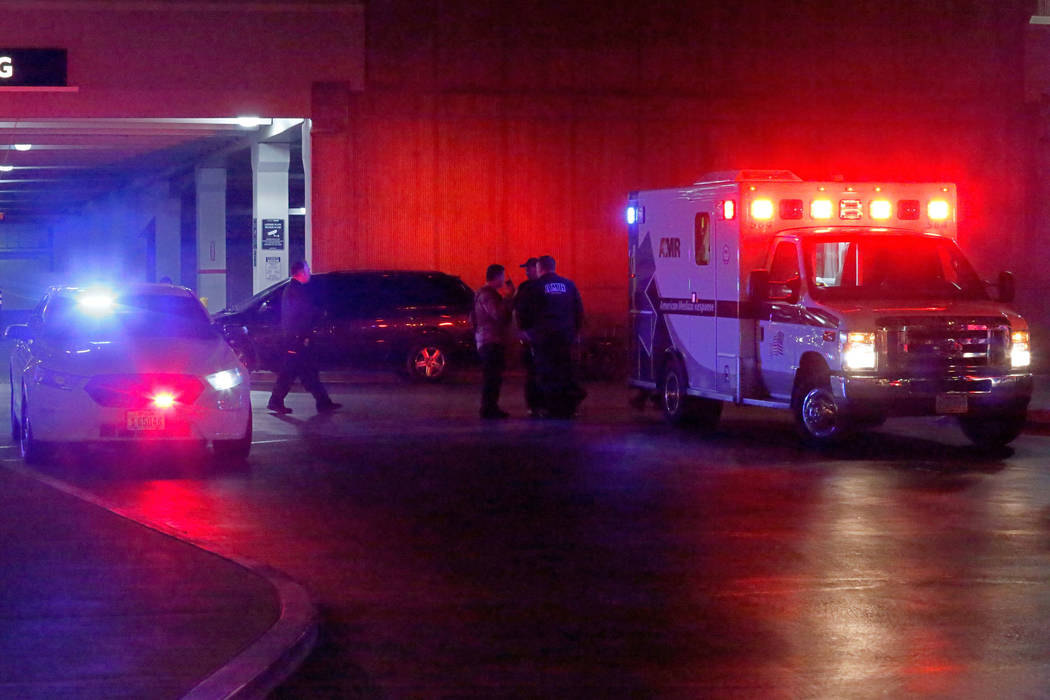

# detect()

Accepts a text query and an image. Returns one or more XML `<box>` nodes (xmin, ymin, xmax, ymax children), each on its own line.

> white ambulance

<box><xmin>627</xmin><ymin>170</ymin><xmax>1033</xmax><ymax>447</ymax></box>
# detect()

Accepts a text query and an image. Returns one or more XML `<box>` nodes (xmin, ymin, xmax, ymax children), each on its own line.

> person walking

<box><xmin>474</xmin><ymin>263</ymin><xmax>515</xmax><ymax>419</ymax></box>
<box><xmin>518</xmin><ymin>255</ymin><xmax>585</xmax><ymax>418</ymax></box>
<box><xmin>513</xmin><ymin>257</ymin><xmax>542</xmax><ymax>416</ymax></box>
<box><xmin>267</xmin><ymin>261</ymin><xmax>341</xmax><ymax>415</ymax></box>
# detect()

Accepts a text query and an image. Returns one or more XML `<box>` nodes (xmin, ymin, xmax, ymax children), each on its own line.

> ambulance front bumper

<box><xmin>830</xmin><ymin>372</ymin><xmax>1033</xmax><ymax>417</ymax></box>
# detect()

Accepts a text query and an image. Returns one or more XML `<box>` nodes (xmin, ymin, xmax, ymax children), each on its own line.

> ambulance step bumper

<box><xmin>831</xmin><ymin>373</ymin><xmax>1033</xmax><ymax>417</ymax></box>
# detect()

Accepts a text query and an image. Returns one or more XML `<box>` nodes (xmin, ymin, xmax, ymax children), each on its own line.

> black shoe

<box><xmin>316</xmin><ymin>401</ymin><xmax>342</xmax><ymax>413</ymax></box>
<box><xmin>480</xmin><ymin>408</ymin><xmax>510</xmax><ymax>419</ymax></box>
<box><xmin>267</xmin><ymin>401</ymin><xmax>292</xmax><ymax>414</ymax></box>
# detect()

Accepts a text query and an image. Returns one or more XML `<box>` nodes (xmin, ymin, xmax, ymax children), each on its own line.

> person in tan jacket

<box><xmin>473</xmin><ymin>264</ymin><xmax>515</xmax><ymax>418</ymax></box>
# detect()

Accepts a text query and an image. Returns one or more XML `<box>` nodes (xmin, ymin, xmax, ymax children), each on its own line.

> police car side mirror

<box><xmin>998</xmin><ymin>270</ymin><xmax>1016</xmax><ymax>304</ymax></box>
<box><xmin>4</xmin><ymin>324</ymin><xmax>32</xmax><ymax>341</ymax></box>
<box><xmin>748</xmin><ymin>270</ymin><xmax>769</xmax><ymax>304</ymax></box>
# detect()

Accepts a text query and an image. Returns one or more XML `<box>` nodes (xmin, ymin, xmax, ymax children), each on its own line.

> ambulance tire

<box><xmin>958</xmin><ymin>410</ymin><xmax>1026</xmax><ymax>450</ymax></box>
<box><xmin>793</xmin><ymin>373</ymin><xmax>851</xmax><ymax>447</ymax></box>
<box><xmin>661</xmin><ymin>356</ymin><xmax>722</xmax><ymax>430</ymax></box>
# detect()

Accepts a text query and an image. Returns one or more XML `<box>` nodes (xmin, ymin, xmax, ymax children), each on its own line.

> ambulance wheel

<box><xmin>793</xmin><ymin>374</ymin><xmax>851</xmax><ymax>447</ymax></box>
<box><xmin>958</xmin><ymin>410</ymin><xmax>1025</xmax><ymax>450</ymax></box>
<box><xmin>661</xmin><ymin>356</ymin><xmax>722</xmax><ymax>430</ymax></box>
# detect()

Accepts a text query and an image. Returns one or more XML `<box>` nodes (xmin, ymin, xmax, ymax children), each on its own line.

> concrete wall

<box><xmin>311</xmin><ymin>0</ymin><xmax>1037</xmax><ymax>330</ymax></box>
<box><xmin>0</xmin><ymin>2</ymin><xmax>364</xmax><ymax>118</ymax></box>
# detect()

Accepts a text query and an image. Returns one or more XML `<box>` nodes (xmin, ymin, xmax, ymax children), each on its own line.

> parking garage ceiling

<box><xmin>0</xmin><ymin>118</ymin><xmax>281</xmax><ymax>219</ymax></box>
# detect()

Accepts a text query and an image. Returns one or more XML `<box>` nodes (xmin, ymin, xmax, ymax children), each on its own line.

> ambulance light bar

<box><xmin>928</xmin><ymin>200</ymin><xmax>950</xmax><ymax>220</ymax></box>
<box><xmin>742</xmin><ymin>197</ymin><xmax>952</xmax><ymax>223</ymax></box>
<box><xmin>750</xmin><ymin>199</ymin><xmax>774</xmax><ymax>220</ymax></box>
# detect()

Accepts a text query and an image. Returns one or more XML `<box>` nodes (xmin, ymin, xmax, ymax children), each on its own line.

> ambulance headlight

<box><xmin>843</xmin><ymin>332</ymin><xmax>877</xmax><ymax>371</ymax></box>
<box><xmin>1011</xmin><ymin>330</ymin><xmax>1031</xmax><ymax>369</ymax></box>
<box><xmin>206</xmin><ymin>368</ymin><xmax>245</xmax><ymax>391</ymax></box>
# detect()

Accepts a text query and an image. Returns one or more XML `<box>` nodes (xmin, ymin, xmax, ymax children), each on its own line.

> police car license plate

<box><xmin>126</xmin><ymin>411</ymin><xmax>165</xmax><ymax>431</ymax></box>
<box><xmin>935</xmin><ymin>393</ymin><xmax>968</xmax><ymax>414</ymax></box>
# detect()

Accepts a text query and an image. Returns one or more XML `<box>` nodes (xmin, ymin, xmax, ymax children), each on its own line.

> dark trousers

<box><xmin>479</xmin><ymin>342</ymin><xmax>506</xmax><ymax>414</ymax></box>
<box><xmin>521</xmin><ymin>342</ymin><xmax>541</xmax><ymax>412</ymax></box>
<box><xmin>270</xmin><ymin>343</ymin><xmax>331</xmax><ymax>407</ymax></box>
<box><xmin>532</xmin><ymin>334</ymin><xmax>582</xmax><ymax>417</ymax></box>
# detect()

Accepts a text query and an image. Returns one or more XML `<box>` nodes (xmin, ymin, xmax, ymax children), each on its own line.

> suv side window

<box><xmin>769</xmin><ymin>242</ymin><xmax>800</xmax><ymax>283</ymax></box>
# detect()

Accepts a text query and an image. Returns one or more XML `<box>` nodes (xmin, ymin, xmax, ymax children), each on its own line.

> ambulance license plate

<box><xmin>126</xmin><ymin>411</ymin><xmax>166</xmax><ymax>431</ymax></box>
<box><xmin>935</xmin><ymin>393</ymin><xmax>968</xmax><ymax>414</ymax></box>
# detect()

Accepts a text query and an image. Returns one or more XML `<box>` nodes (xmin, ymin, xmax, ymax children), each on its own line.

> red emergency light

<box><xmin>721</xmin><ymin>200</ymin><xmax>736</xmax><ymax>220</ymax></box>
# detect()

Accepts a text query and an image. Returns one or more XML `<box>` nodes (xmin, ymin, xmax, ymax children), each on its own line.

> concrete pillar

<box><xmin>155</xmin><ymin>193</ymin><xmax>181</xmax><ymax>284</ymax></box>
<box><xmin>310</xmin><ymin>82</ymin><xmax>353</xmax><ymax>271</ymax></box>
<box><xmin>252</xmin><ymin>142</ymin><xmax>290</xmax><ymax>293</ymax></box>
<box><xmin>195</xmin><ymin>167</ymin><xmax>227</xmax><ymax>312</ymax></box>
<box><xmin>302</xmin><ymin>119</ymin><xmax>313</xmax><ymax>269</ymax></box>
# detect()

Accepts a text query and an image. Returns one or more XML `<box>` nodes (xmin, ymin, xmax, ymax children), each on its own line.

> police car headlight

<box><xmin>34</xmin><ymin>366</ymin><xmax>81</xmax><ymax>391</ymax></box>
<box><xmin>206</xmin><ymin>368</ymin><xmax>244</xmax><ymax>391</ymax></box>
<box><xmin>843</xmin><ymin>332</ymin><xmax>877</xmax><ymax>371</ymax></box>
<box><xmin>1011</xmin><ymin>330</ymin><xmax>1031</xmax><ymax>369</ymax></box>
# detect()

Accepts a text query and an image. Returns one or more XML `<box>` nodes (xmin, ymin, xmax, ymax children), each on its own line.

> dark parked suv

<box><xmin>213</xmin><ymin>270</ymin><xmax>476</xmax><ymax>381</ymax></box>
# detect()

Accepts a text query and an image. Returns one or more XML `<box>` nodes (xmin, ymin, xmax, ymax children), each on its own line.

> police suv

<box><xmin>627</xmin><ymin>170</ymin><xmax>1032</xmax><ymax>448</ymax></box>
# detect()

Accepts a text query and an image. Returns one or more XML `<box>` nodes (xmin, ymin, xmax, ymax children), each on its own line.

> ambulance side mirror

<box><xmin>748</xmin><ymin>270</ymin><xmax>769</xmax><ymax>304</ymax></box>
<box><xmin>768</xmin><ymin>277</ymin><xmax>801</xmax><ymax>305</ymax></box>
<box><xmin>998</xmin><ymin>270</ymin><xmax>1015</xmax><ymax>304</ymax></box>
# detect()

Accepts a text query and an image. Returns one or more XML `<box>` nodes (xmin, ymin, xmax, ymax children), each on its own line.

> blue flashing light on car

<box><xmin>77</xmin><ymin>289</ymin><xmax>116</xmax><ymax>314</ymax></box>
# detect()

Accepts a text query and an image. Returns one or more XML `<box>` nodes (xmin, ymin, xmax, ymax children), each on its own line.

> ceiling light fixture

<box><xmin>0</xmin><ymin>165</ymin><xmax>13</xmax><ymax>172</ymax></box>
<box><xmin>235</xmin><ymin>116</ymin><xmax>267</xmax><ymax>128</ymax></box>
<box><xmin>13</xmin><ymin>143</ymin><xmax>31</xmax><ymax>151</ymax></box>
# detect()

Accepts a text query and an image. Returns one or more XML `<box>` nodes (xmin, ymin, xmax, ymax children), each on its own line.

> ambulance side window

<box><xmin>769</xmin><ymin>242</ymin><xmax>800</xmax><ymax>283</ymax></box>
<box><xmin>694</xmin><ymin>213</ymin><xmax>710</xmax><ymax>265</ymax></box>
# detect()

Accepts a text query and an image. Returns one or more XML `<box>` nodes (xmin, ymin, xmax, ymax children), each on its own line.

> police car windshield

<box><xmin>803</xmin><ymin>235</ymin><xmax>987</xmax><ymax>302</ymax></box>
<box><xmin>42</xmin><ymin>293</ymin><xmax>217</xmax><ymax>340</ymax></box>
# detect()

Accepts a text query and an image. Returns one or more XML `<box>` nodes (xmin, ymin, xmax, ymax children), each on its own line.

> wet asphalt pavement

<box><xmin>8</xmin><ymin>375</ymin><xmax>1050</xmax><ymax>699</ymax></box>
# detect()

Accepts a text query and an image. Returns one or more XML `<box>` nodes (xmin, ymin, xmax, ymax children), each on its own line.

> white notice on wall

<box><xmin>264</xmin><ymin>256</ymin><xmax>284</xmax><ymax>282</ymax></box>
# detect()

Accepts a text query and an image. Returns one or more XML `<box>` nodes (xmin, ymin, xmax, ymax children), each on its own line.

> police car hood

<box><xmin>34</xmin><ymin>334</ymin><xmax>239</xmax><ymax>378</ymax></box>
<box><xmin>818</xmin><ymin>298</ymin><xmax>1026</xmax><ymax>330</ymax></box>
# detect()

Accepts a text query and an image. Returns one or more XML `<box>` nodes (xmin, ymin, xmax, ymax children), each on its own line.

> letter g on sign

<box><xmin>0</xmin><ymin>57</ymin><xmax>11</xmax><ymax>79</ymax></box>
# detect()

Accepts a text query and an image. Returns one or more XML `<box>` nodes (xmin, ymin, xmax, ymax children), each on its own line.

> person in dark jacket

<box><xmin>474</xmin><ymin>263</ymin><xmax>514</xmax><ymax>418</ymax></box>
<box><xmin>517</xmin><ymin>255</ymin><xmax>585</xmax><ymax>418</ymax></box>
<box><xmin>267</xmin><ymin>261</ymin><xmax>341</xmax><ymax>414</ymax></box>
<box><xmin>513</xmin><ymin>257</ymin><xmax>542</xmax><ymax>416</ymax></box>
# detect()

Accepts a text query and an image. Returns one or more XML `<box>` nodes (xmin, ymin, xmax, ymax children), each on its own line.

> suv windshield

<box><xmin>43</xmin><ymin>293</ymin><xmax>216</xmax><ymax>340</ymax></box>
<box><xmin>803</xmin><ymin>234</ymin><xmax>987</xmax><ymax>302</ymax></box>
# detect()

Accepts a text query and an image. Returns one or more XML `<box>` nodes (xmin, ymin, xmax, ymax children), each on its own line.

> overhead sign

<box><xmin>0</xmin><ymin>49</ymin><xmax>67</xmax><ymax>87</ymax></box>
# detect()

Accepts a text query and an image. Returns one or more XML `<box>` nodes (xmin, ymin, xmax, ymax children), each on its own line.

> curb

<box><xmin>0</xmin><ymin>462</ymin><xmax>319</xmax><ymax>700</ymax></box>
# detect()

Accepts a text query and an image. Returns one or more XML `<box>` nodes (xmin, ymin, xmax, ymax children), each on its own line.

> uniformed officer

<box><xmin>513</xmin><ymin>257</ymin><xmax>542</xmax><ymax>416</ymax></box>
<box><xmin>518</xmin><ymin>255</ymin><xmax>585</xmax><ymax>418</ymax></box>
<box><xmin>267</xmin><ymin>261</ymin><xmax>341</xmax><ymax>415</ymax></box>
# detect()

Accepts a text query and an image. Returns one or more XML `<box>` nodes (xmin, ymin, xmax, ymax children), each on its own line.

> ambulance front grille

<box><xmin>877</xmin><ymin>316</ymin><xmax>1010</xmax><ymax>373</ymax></box>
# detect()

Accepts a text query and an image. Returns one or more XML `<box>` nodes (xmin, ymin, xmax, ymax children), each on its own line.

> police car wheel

<box><xmin>9</xmin><ymin>371</ymin><xmax>19</xmax><ymax>441</ymax></box>
<box><xmin>407</xmin><ymin>343</ymin><xmax>449</xmax><ymax>382</ymax></box>
<box><xmin>958</xmin><ymin>411</ymin><xmax>1025</xmax><ymax>450</ymax></box>
<box><xmin>794</xmin><ymin>380</ymin><xmax>850</xmax><ymax>446</ymax></box>
<box><xmin>19</xmin><ymin>391</ymin><xmax>49</xmax><ymax>465</ymax></box>
<box><xmin>213</xmin><ymin>412</ymin><xmax>252</xmax><ymax>461</ymax></box>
